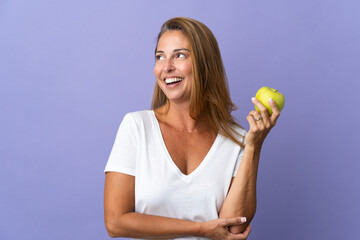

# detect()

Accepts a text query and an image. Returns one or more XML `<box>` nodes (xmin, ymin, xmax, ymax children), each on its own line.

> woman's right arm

<box><xmin>104</xmin><ymin>171</ymin><xmax>202</xmax><ymax>238</ymax></box>
<box><xmin>104</xmin><ymin>172</ymin><xmax>250</xmax><ymax>239</ymax></box>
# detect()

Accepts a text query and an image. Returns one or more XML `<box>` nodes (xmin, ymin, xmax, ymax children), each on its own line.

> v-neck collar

<box><xmin>150</xmin><ymin>110</ymin><xmax>220</xmax><ymax>182</ymax></box>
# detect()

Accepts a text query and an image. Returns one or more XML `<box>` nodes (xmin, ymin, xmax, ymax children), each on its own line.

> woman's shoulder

<box><xmin>125</xmin><ymin>110</ymin><xmax>153</xmax><ymax>119</ymax></box>
<box><xmin>122</xmin><ymin>110</ymin><xmax>155</xmax><ymax>126</ymax></box>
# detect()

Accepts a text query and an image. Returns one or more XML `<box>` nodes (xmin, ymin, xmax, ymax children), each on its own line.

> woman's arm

<box><xmin>104</xmin><ymin>172</ymin><xmax>250</xmax><ymax>239</ymax></box>
<box><xmin>219</xmin><ymin>146</ymin><xmax>261</xmax><ymax>234</ymax></box>
<box><xmin>219</xmin><ymin>98</ymin><xmax>280</xmax><ymax>234</ymax></box>
<box><xmin>104</xmin><ymin>172</ymin><xmax>200</xmax><ymax>238</ymax></box>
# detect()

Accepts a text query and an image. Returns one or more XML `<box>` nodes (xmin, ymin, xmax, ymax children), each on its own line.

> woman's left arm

<box><xmin>219</xmin><ymin>97</ymin><xmax>281</xmax><ymax>234</ymax></box>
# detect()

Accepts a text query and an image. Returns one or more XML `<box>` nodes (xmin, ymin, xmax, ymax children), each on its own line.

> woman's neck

<box><xmin>155</xmin><ymin>101</ymin><xmax>206</xmax><ymax>133</ymax></box>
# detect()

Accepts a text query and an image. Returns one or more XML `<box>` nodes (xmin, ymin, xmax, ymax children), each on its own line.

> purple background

<box><xmin>1</xmin><ymin>0</ymin><xmax>359</xmax><ymax>239</ymax></box>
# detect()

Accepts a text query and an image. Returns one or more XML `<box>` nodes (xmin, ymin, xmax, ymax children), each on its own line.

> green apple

<box><xmin>255</xmin><ymin>87</ymin><xmax>285</xmax><ymax>115</ymax></box>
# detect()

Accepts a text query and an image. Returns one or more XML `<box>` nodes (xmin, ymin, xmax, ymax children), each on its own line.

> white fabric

<box><xmin>104</xmin><ymin>110</ymin><xmax>246</xmax><ymax>240</ymax></box>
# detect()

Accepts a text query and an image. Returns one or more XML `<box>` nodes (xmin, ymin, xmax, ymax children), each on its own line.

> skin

<box><xmin>104</xmin><ymin>30</ymin><xmax>280</xmax><ymax>239</ymax></box>
<box><xmin>219</xmin><ymin>97</ymin><xmax>280</xmax><ymax>234</ymax></box>
<box><xmin>154</xmin><ymin>30</ymin><xmax>193</xmax><ymax>111</ymax></box>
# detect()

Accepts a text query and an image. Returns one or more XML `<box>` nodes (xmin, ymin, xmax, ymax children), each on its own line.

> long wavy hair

<box><xmin>151</xmin><ymin>17</ymin><xmax>245</xmax><ymax>148</ymax></box>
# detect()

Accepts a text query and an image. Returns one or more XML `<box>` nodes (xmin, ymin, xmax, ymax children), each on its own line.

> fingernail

<box><xmin>268</xmin><ymin>98</ymin><xmax>274</xmax><ymax>103</ymax></box>
<box><xmin>251</xmin><ymin>97</ymin><xmax>256</xmax><ymax>102</ymax></box>
<box><xmin>241</xmin><ymin>217</ymin><xmax>247</xmax><ymax>223</ymax></box>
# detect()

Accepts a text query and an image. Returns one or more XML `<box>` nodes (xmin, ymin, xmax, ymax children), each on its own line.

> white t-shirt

<box><xmin>104</xmin><ymin>110</ymin><xmax>246</xmax><ymax>240</ymax></box>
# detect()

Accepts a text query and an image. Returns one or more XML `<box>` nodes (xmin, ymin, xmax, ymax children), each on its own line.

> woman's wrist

<box><xmin>197</xmin><ymin>221</ymin><xmax>206</xmax><ymax>237</ymax></box>
<box><xmin>197</xmin><ymin>221</ymin><xmax>215</xmax><ymax>238</ymax></box>
<box><xmin>244</xmin><ymin>143</ymin><xmax>262</xmax><ymax>153</ymax></box>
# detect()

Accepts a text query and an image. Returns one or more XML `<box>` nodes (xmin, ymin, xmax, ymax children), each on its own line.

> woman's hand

<box><xmin>245</xmin><ymin>97</ymin><xmax>281</xmax><ymax>148</ymax></box>
<box><xmin>200</xmin><ymin>217</ymin><xmax>251</xmax><ymax>240</ymax></box>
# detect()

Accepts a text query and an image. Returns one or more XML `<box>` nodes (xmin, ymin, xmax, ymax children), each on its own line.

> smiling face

<box><xmin>154</xmin><ymin>30</ymin><xmax>193</xmax><ymax>105</ymax></box>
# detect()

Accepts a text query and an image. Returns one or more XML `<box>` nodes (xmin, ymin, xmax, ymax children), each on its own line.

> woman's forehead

<box><xmin>156</xmin><ymin>31</ymin><xmax>190</xmax><ymax>51</ymax></box>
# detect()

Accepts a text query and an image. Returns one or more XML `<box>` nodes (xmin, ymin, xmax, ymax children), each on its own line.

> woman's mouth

<box><xmin>165</xmin><ymin>77</ymin><xmax>184</xmax><ymax>86</ymax></box>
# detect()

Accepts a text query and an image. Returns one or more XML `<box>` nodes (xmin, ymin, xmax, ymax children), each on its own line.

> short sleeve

<box><xmin>104</xmin><ymin>114</ymin><xmax>138</xmax><ymax>176</ymax></box>
<box><xmin>232</xmin><ymin>130</ymin><xmax>247</xmax><ymax>177</ymax></box>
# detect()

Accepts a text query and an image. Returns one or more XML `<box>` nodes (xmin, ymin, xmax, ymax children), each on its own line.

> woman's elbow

<box><xmin>222</xmin><ymin>209</ymin><xmax>256</xmax><ymax>235</ymax></box>
<box><xmin>105</xmin><ymin>222</ymin><xmax>118</xmax><ymax>238</ymax></box>
<box><xmin>105</xmin><ymin>219</ymin><xmax>127</xmax><ymax>238</ymax></box>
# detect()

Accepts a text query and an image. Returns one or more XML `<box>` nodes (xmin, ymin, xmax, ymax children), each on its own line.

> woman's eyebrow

<box><xmin>173</xmin><ymin>48</ymin><xmax>190</xmax><ymax>52</ymax></box>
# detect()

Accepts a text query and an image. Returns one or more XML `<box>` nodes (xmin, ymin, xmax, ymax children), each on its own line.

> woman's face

<box><xmin>154</xmin><ymin>30</ymin><xmax>193</xmax><ymax>105</ymax></box>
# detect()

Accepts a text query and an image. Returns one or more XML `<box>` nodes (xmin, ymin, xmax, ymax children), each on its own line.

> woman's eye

<box><xmin>156</xmin><ymin>55</ymin><xmax>164</xmax><ymax>60</ymax></box>
<box><xmin>177</xmin><ymin>53</ymin><xmax>186</xmax><ymax>58</ymax></box>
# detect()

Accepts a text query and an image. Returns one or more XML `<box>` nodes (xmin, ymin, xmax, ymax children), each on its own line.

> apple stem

<box><xmin>275</xmin><ymin>89</ymin><xmax>278</xmax><ymax>93</ymax></box>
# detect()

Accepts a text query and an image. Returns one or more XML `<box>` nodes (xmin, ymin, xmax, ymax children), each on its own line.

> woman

<box><xmin>104</xmin><ymin>17</ymin><xmax>280</xmax><ymax>239</ymax></box>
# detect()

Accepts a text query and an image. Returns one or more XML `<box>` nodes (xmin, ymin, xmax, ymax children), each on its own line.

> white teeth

<box><xmin>165</xmin><ymin>77</ymin><xmax>183</xmax><ymax>84</ymax></box>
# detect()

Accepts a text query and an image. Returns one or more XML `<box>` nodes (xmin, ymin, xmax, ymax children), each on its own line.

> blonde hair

<box><xmin>151</xmin><ymin>17</ymin><xmax>245</xmax><ymax>148</ymax></box>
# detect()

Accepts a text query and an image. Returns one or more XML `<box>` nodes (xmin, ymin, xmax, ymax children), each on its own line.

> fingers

<box><xmin>228</xmin><ymin>224</ymin><xmax>252</xmax><ymax>240</ymax></box>
<box><xmin>221</xmin><ymin>217</ymin><xmax>247</xmax><ymax>227</ymax></box>
<box><xmin>251</xmin><ymin>97</ymin><xmax>270</xmax><ymax>123</ymax></box>
<box><xmin>249</xmin><ymin>109</ymin><xmax>262</xmax><ymax>122</ymax></box>
<box><xmin>241</xmin><ymin>224</ymin><xmax>252</xmax><ymax>238</ymax></box>
<box><xmin>247</xmin><ymin>113</ymin><xmax>261</xmax><ymax>133</ymax></box>
<box><xmin>246</xmin><ymin>115</ymin><xmax>257</xmax><ymax>133</ymax></box>
<box><xmin>252</xmin><ymin>97</ymin><xmax>280</xmax><ymax>128</ymax></box>
<box><xmin>268</xmin><ymin>98</ymin><xmax>280</xmax><ymax>125</ymax></box>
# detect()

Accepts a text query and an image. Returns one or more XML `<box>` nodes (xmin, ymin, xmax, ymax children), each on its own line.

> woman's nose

<box><xmin>164</xmin><ymin>59</ymin><xmax>175</xmax><ymax>72</ymax></box>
